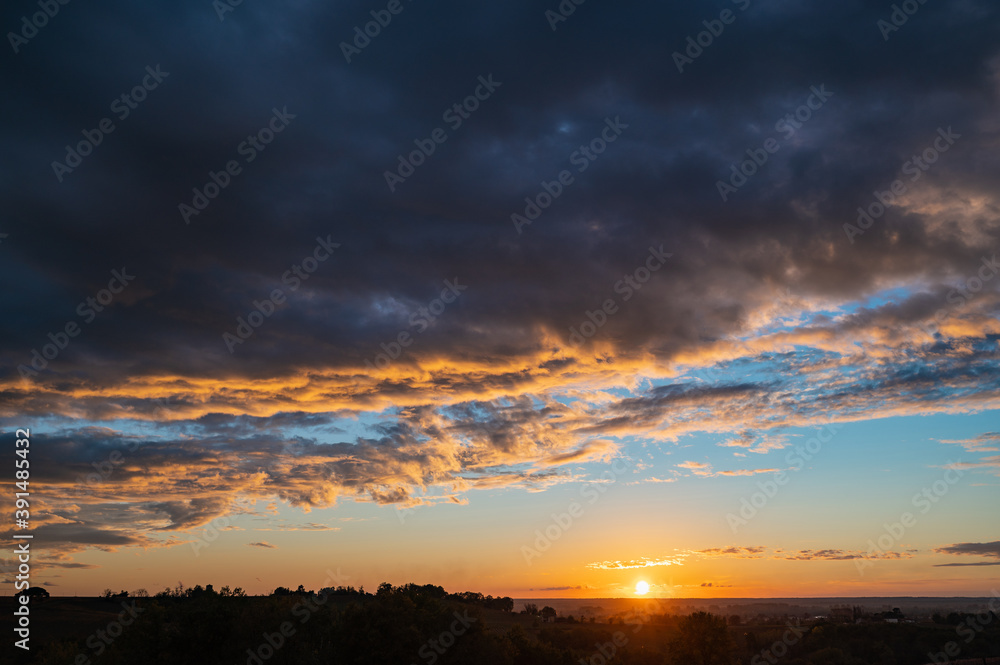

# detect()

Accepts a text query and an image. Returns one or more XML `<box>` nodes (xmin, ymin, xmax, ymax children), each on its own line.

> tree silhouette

<box><xmin>18</xmin><ymin>586</ymin><xmax>49</xmax><ymax>601</ymax></box>
<box><xmin>668</xmin><ymin>611</ymin><xmax>734</xmax><ymax>665</ymax></box>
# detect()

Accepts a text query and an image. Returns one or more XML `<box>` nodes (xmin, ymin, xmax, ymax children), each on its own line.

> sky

<box><xmin>1</xmin><ymin>0</ymin><xmax>999</xmax><ymax>599</ymax></box>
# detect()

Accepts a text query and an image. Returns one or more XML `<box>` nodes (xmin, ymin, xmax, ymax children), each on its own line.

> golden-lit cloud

<box><xmin>587</xmin><ymin>556</ymin><xmax>690</xmax><ymax>570</ymax></box>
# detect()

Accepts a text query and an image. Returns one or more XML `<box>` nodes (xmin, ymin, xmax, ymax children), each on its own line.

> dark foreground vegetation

<box><xmin>6</xmin><ymin>583</ymin><xmax>1000</xmax><ymax>665</ymax></box>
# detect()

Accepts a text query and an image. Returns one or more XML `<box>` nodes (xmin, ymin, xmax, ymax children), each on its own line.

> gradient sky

<box><xmin>2</xmin><ymin>0</ymin><xmax>999</xmax><ymax>598</ymax></box>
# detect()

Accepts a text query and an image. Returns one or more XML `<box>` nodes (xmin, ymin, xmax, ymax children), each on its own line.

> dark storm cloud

<box><xmin>183</xmin><ymin>411</ymin><xmax>347</xmax><ymax>436</ymax></box>
<box><xmin>2</xmin><ymin>0</ymin><xmax>999</xmax><ymax>384</ymax></box>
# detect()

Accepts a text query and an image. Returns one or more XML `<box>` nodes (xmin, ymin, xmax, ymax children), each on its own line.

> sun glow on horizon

<box><xmin>635</xmin><ymin>581</ymin><xmax>650</xmax><ymax>595</ymax></box>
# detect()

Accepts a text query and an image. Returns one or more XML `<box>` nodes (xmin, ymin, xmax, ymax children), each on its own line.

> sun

<box><xmin>634</xmin><ymin>581</ymin><xmax>650</xmax><ymax>595</ymax></box>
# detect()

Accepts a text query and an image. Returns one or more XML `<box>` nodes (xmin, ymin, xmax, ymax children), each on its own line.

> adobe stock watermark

<box><xmin>750</xmin><ymin>620</ymin><xmax>807</xmax><ymax>665</ymax></box>
<box><xmin>7</xmin><ymin>0</ymin><xmax>72</xmax><ymax>54</ymax></box>
<box><xmin>73</xmin><ymin>600</ymin><xmax>145</xmax><ymax>663</ymax></box>
<box><xmin>179</xmin><ymin>106</ymin><xmax>296</xmax><ymax>225</ymax></box>
<box><xmin>930</xmin><ymin>254</ymin><xmax>999</xmax><ymax>330</ymax></box>
<box><xmin>393</xmin><ymin>492</ymin><xmax>454</xmax><ymax>524</ymax></box>
<box><xmin>579</xmin><ymin>599</ymin><xmax>678</xmax><ymax>665</ymax></box>
<box><xmin>364</xmin><ymin>278</ymin><xmax>467</xmax><ymax>370</ymax></box>
<box><xmin>855</xmin><ymin>461</ymin><xmax>965</xmax><ymax>575</ymax></box>
<box><xmin>578</xmin><ymin>627</ymin><xmax>639</xmax><ymax>665</ymax></box>
<box><xmin>277</xmin><ymin>440</ymin><xmax>340</xmax><ymax>489</ymax></box>
<box><xmin>716</xmin><ymin>85</ymin><xmax>834</xmax><ymax>202</ymax></box>
<box><xmin>75</xmin><ymin>397</ymin><xmax>173</xmax><ymax>493</ymax></box>
<box><xmin>224</xmin><ymin>235</ymin><xmax>340</xmax><ymax>353</ymax></box>
<box><xmin>927</xmin><ymin>590</ymin><xmax>1000</xmax><ymax>665</ymax></box>
<box><xmin>521</xmin><ymin>457</ymin><xmax>631</xmax><ymax>565</ymax></box>
<box><xmin>877</xmin><ymin>0</ymin><xmax>931</xmax><ymax>41</ymax></box>
<box><xmin>568</xmin><ymin>244</ymin><xmax>672</xmax><ymax>347</ymax></box>
<box><xmin>414</xmin><ymin>610</ymin><xmax>476</xmax><ymax>664</ymax></box>
<box><xmin>395</xmin><ymin>501</ymin><xmax>419</xmax><ymax>524</ymax></box>
<box><xmin>672</xmin><ymin>0</ymin><xmax>751</xmax><ymax>73</ymax></box>
<box><xmin>340</xmin><ymin>0</ymin><xmax>415</xmax><ymax>63</ymax></box>
<box><xmin>726</xmin><ymin>421</ymin><xmax>843</xmax><ymax>533</ymax></box>
<box><xmin>511</xmin><ymin>116</ymin><xmax>628</xmax><ymax>235</ymax></box>
<box><xmin>190</xmin><ymin>495</ymin><xmax>257</xmax><ymax>556</ymax></box>
<box><xmin>384</xmin><ymin>75</ymin><xmax>502</xmax><ymax>193</ymax></box>
<box><xmin>17</xmin><ymin>268</ymin><xmax>136</xmax><ymax>380</ymax></box>
<box><xmin>51</xmin><ymin>65</ymin><xmax>170</xmax><ymax>182</ymax></box>
<box><xmin>688</xmin><ymin>339</ymin><xmax>760</xmax><ymax>387</ymax></box>
<box><xmin>213</xmin><ymin>0</ymin><xmax>245</xmax><ymax>21</ymax></box>
<box><xmin>75</xmin><ymin>439</ymin><xmax>141</xmax><ymax>493</ymax></box>
<box><xmin>544</xmin><ymin>0</ymin><xmax>589</xmax><ymax>31</ymax></box>
<box><xmin>241</xmin><ymin>567</ymin><xmax>353</xmax><ymax>665</ymax></box>
<box><xmin>844</xmin><ymin>127</ymin><xmax>960</xmax><ymax>244</ymax></box>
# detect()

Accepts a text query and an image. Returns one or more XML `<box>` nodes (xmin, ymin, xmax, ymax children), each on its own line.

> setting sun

<box><xmin>635</xmin><ymin>581</ymin><xmax>650</xmax><ymax>596</ymax></box>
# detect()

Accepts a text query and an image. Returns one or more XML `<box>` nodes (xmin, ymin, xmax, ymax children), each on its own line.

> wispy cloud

<box><xmin>780</xmin><ymin>549</ymin><xmax>914</xmax><ymax>561</ymax></box>
<box><xmin>627</xmin><ymin>476</ymin><xmax>677</xmax><ymax>485</ymax></box>
<box><xmin>719</xmin><ymin>432</ymin><xmax>789</xmax><ymax>454</ymax></box>
<box><xmin>940</xmin><ymin>433</ymin><xmax>1000</xmax><ymax>453</ymax></box>
<box><xmin>934</xmin><ymin>541</ymin><xmax>1000</xmax><ymax>561</ymax></box>
<box><xmin>675</xmin><ymin>461</ymin><xmax>780</xmax><ymax>478</ymax></box>
<box><xmin>699</xmin><ymin>546</ymin><xmax>767</xmax><ymax>558</ymax></box>
<box><xmin>587</xmin><ymin>555</ymin><xmax>690</xmax><ymax>570</ymax></box>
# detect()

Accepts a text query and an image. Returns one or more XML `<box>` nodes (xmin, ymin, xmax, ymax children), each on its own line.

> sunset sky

<box><xmin>2</xmin><ymin>0</ymin><xmax>999</xmax><ymax>599</ymax></box>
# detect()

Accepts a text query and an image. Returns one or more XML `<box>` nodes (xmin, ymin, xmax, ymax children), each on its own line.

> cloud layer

<box><xmin>1</xmin><ymin>0</ymin><xmax>999</xmax><ymax>577</ymax></box>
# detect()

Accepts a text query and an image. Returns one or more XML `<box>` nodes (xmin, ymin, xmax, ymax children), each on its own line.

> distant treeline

<box><xmin>272</xmin><ymin>581</ymin><xmax>516</xmax><ymax>612</ymax></box>
<box><xmin>95</xmin><ymin>580</ymin><xmax>515</xmax><ymax>612</ymax></box>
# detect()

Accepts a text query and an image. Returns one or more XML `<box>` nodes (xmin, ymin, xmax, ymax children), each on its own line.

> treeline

<box><xmin>444</xmin><ymin>588</ymin><xmax>515</xmax><ymax>612</ymax></box>
<box><xmin>21</xmin><ymin>584</ymin><xmax>1000</xmax><ymax>665</ymax></box>
<box><xmin>271</xmin><ymin>581</ymin><xmax>515</xmax><ymax>611</ymax></box>
<box><xmin>95</xmin><ymin>581</ymin><xmax>514</xmax><ymax>609</ymax></box>
<box><xmin>100</xmin><ymin>583</ymin><xmax>248</xmax><ymax>599</ymax></box>
<box><xmin>31</xmin><ymin>582</ymin><xmax>516</xmax><ymax>665</ymax></box>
